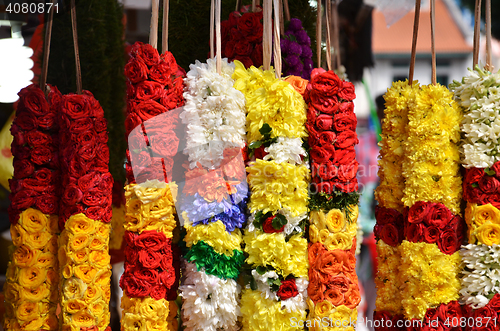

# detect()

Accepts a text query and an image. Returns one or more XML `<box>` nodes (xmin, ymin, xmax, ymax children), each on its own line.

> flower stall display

<box><xmin>178</xmin><ymin>57</ymin><xmax>247</xmax><ymax>331</ymax></box>
<box><xmin>121</xmin><ymin>41</ymin><xmax>185</xmax><ymax>331</ymax></box>
<box><xmin>281</xmin><ymin>18</ymin><xmax>314</xmax><ymax>80</ymax></box>
<box><xmin>232</xmin><ymin>59</ymin><xmax>310</xmax><ymax>330</ymax></box>
<box><xmin>3</xmin><ymin>84</ymin><xmax>61</xmax><ymax>331</ymax></box>
<box><xmin>303</xmin><ymin>68</ymin><xmax>361</xmax><ymax>330</ymax></box>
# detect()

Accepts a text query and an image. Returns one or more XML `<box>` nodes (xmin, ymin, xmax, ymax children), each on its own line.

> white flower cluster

<box><xmin>181</xmin><ymin>58</ymin><xmax>246</xmax><ymax>169</ymax></box>
<box><xmin>246</xmin><ymin>209</ymin><xmax>307</xmax><ymax>235</ymax></box>
<box><xmin>249</xmin><ymin>270</ymin><xmax>309</xmax><ymax>313</ymax></box>
<box><xmin>459</xmin><ymin>243</ymin><xmax>500</xmax><ymax>308</ymax></box>
<box><xmin>263</xmin><ymin>137</ymin><xmax>308</xmax><ymax>166</ymax></box>
<box><xmin>450</xmin><ymin>67</ymin><xmax>500</xmax><ymax>168</ymax></box>
<box><xmin>179</xmin><ymin>261</ymin><xmax>241</xmax><ymax>331</ymax></box>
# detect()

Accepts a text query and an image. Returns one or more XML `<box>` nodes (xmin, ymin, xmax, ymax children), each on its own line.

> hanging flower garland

<box><xmin>302</xmin><ymin>68</ymin><xmax>360</xmax><ymax>330</ymax></box>
<box><xmin>58</xmin><ymin>90</ymin><xmax>114</xmax><ymax>331</ymax></box>
<box><xmin>232</xmin><ymin>60</ymin><xmax>310</xmax><ymax>331</ymax></box>
<box><xmin>178</xmin><ymin>58</ymin><xmax>247</xmax><ymax>331</ymax></box>
<box><xmin>3</xmin><ymin>84</ymin><xmax>61</xmax><ymax>331</ymax></box>
<box><xmin>121</xmin><ymin>41</ymin><xmax>185</xmax><ymax>331</ymax></box>
<box><xmin>281</xmin><ymin>18</ymin><xmax>313</xmax><ymax>80</ymax></box>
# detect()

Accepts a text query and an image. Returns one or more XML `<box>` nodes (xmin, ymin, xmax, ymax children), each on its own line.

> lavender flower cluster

<box><xmin>281</xmin><ymin>18</ymin><xmax>313</xmax><ymax>80</ymax></box>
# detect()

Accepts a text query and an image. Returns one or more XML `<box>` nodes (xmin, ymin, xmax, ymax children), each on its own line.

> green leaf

<box><xmin>472</xmin><ymin>183</ymin><xmax>479</xmax><ymax>188</ymax></box>
<box><xmin>249</xmin><ymin>140</ymin><xmax>263</xmax><ymax>150</ymax></box>
<box><xmin>250</xmin><ymin>277</ymin><xmax>257</xmax><ymax>291</ymax></box>
<box><xmin>259</xmin><ymin>123</ymin><xmax>272</xmax><ymax>135</ymax></box>
<box><xmin>256</xmin><ymin>266</ymin><xmax>267</xmax><ymax>275</ymax></box>
<box><xmin>308</xmin><ymin>191</ymin><xmax>360</xmax><ymax>222</ymax></box>
<box><xmin>485</xmin><ymin>167</ymin><xmax>496</xmax><ymax>176</ymax></box>
<box><xmin>272</xmin><ymin>214</ymin><xmax>288</xmax><ymax>230</ymax></box>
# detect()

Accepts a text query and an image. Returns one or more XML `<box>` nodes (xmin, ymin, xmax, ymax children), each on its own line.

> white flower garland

<box><xmin>263</xmin><ymin>137</ymin><xmax>308</xmax><ymax>166</ymax></box>
<box><xmin>179</xmin><ymin>261</ymin><xmax>241</xmax><ymax>331</ymax></box>
<box><xmin>450</xmin><ymin>67</ymin><xmax>500</xmax><ymax>168</ymax></box>
<box><xmin>181</xmin><ymin>58</ymin><xmax>246</xmax><ymax>169</ymax></box>
<box><xmin>459</xmin><ymin>243</ymin><xmax>500</xmax><ymax>308</ymax></box>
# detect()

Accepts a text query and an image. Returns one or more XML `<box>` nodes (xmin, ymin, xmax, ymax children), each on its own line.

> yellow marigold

<box><xmin>476</xmin><ymin>223</ymin><xmax>500</xmax><ymax>245</ymax></box>
<box><xmin>184</xmin><ymin>219</ymin><xmax>242</xmax><ymax>256</ymax></box>
<box><xmin>247</xmin><ymin>159</ymin><xmax>309</xmax><ymax>217</ymax></box>
<box><xmin>120</xmin><ymin>294</ymin><xmax>170</xmax><ymax>331</ymax></box>
<box><xmin>243</xmin><ymin>230</ymin><xmax>308</xmax><ymax>278</ymax></box>
<box><xmin>232</xmin><ymin>61</ymin><xmax>307</xmax><ymax>143</ymax></box>
<box><xmin>241</xmin><ymin>289</ymin><xmax>307</xmax><ymax>331</ymax></box>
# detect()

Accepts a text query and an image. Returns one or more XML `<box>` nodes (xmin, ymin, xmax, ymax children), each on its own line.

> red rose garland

<box><xmin>3</xmin><ymin>84</ymin><xmax>61</xmax><ymax>331</ymax></box>
<box><xmin>121</xmin><ymin>41</ymin><xmax>184</xmax><ymax>331</ymax></box>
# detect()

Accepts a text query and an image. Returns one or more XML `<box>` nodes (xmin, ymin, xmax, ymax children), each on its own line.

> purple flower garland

<box><xmin>281</xmin><ymin>18</ymin><xmax>313</xmax><ymax>80</ymax></box>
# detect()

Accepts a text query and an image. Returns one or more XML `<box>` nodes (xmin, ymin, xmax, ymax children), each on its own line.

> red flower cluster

<box><xmin>462</xmin><ymin>294</ymin><xmax>500</xmax><ymax>331</ymax></box>
<box><xmin>305</xmin><ymin>68</ymin><xmax>358</xmax><ymax>194</ymax></box>
<box><xmin>124</xmin><ymin>42</ymin><xmax>185</xmax><ymax>183</ymax></box>
<box><xmin>373</xmin><ymin>311</ymin><xmax>404</xmax><ymax>331</ymax></box>
<box><xmin>374</xmin><ymin>206</ymin><xmax>404</xmax><ymax>247</ymax></box>
<box><xmin>8</xmin><ymin>84</ymin><xmax>61</xmax><ymax>223</ymax></box>
<box><xmin>120</xmin><ymin>230</ymin><xmax>178</xmax><ymax>300</ymax></box>
<box><xmin>307</xmin><ymin>242</ymin><xmax>360</xmax><ymax>308</ymax></box>
<box><xmin>219</xmin><ymin>7</ymin><xmax>263</xmax><ymax>68</ymax></box>
<box><xmin>276</xmin><ymin>278</ymin><xmax>299</xmax><ymax>301</ymax></box>
<box><xmin>58</xmin><ymin>91</ymin><xmax>113</xmax><ymax>229</ymax></box>
<box><xmin>463</xmin><ymin>165</ymin><xmax>500</xmax><ymax>207</ymax></box>
<box><xmin>404</xmin><ymin>201</ymin><xmax>464</xmax><ymax>255</ymax></box>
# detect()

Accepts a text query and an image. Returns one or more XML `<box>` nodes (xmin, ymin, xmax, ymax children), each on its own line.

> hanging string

<box><xmin>236</xmin><ymin>0</ymin><xmax>241</xmax><ymax>11</ymax></box>
<box><xmin>473</xmin><ymin>0</ymin><xmax>482</xmax><ymax>67</ymax></box>
<box><xmin>162</xmin><ymin>0</ymin><xmax>169</xmax><ymax>52</ymax></box>
<box><xmin>149</xmin><ymin>0</ymin><xmax>159</xmax><ymax>49</ymax></box>
<box><xmin>263</xmin><ymin>0</ymin><xmax>272</xmax><ymax>70</ymax></box>
<box><xmin>283</xmin><ymin>0</ymin><xmax>290</xmax><ymax>22</ymax></box>
<box><xmin>210</xmin><ymin>0</ymin><xmax>215</xmax><ymax>58</ymax></box>
<box><xmin>409</xmin><ymin>0</ymin><xmax>421</xmax><ymax>86</ymax></box>
<box><xmin>430</xmin><ymin>0</ymin><xmax>436</xmax><ymax>85</ymax></box>
<box><xmin>279</xmin><ymin>0</ymin><xmax>285</xmax><ymax>36</ymax></box>
<box><xmin>252</xmin><ymin>0</ymin><xmax>257</xmax><ymax>12</ymax></box>
<box><xmin>216</xmin><ymin>0</ymin><xmax>222</xmax><ymax>74</ymax></box>
<box><xmin>332</xmin><ymin>0</ymin><xmax>341</xmax><ymax>70</ymax></box>
<box><xmin>316</xmin><ymin>0</ymin><xmax>322</xmax><ymax>68</ymax></box>
<box><xmin>325</xmin><ymin>0</ymin><xmax>332</xmax><ymax>71</ymax></box>
<box><xmin>485</xmin><ymin>0</ymin><xmax>492</xmax><ymax>69</ymax></box>
<box><xmin>70</xmin><ymin>0</ymin><xmax>82</xmax><ymax>94</ymax></box>
<box><xmin>273</xmin><ymin>0</ymin><xmax>282</xmax><ymax>78</ymax></box>
<box><xmin>40</xmin><ymin>0</ymin><xmax>57</xmax><ymax>98</ymax></box>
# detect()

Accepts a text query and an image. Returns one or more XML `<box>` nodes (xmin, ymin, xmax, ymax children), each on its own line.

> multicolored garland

<box><xmin>232</xmin><ymin>61</ymin><xmax>310</xmax><ymax>331</ymax></box>
<box><xmin>303</xmin><ymin>68</ymin><xmax>360</xmax><ymax>330</ymax></box>
<box><xmin>178</xmin><ymin>57</ymin><xmax>247</xmax><ymax>331</ymax></box>
<box><xmin>58</xmin><ymin>90</ymin><xmax>113</xmax><ymax>331</ymax></box>
<box><xmin>121</xmin><ymin>41</ymin><xmax>184</xmax><ymax>331</ymax></box>
<box><xmin>281</xmin><ymin>18</ymin><xmax>313</xmax><ymax>80</ymax></box>
<box><xmin>3</xmin><ymin>84</ymin><xmax>61</xmax><ymax>331</ymax></box>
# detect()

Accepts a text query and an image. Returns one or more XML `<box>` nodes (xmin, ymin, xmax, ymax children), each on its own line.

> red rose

<box><xmin>13</xmin><ymin>160</ymin><xmax>35</xmax><ymax>179</ymax></box>
<box><xmin>130</xmin><ymin>42</ymin><xmax>160</xmax><ymax>67</ymax></box>
<box><xmin>424</xmin><ymin>308</ymin><xmax>439</xmax><ymax>323</ymax></box>
<box><xmin>94</xmin><ymin>117</ymin><xmax>107</xmax><ymax>133</ymax></box>
<box><xmin>234</xmin><ymin>40</ymin><xmax>253</xmax><ymax>56</ymax></box>
<box><xmin>311</xmin><ymin>70</ymin><xmax>342</xmax><ymax>97</ymax></box>
<box><xmin>316</xmin><ymin>181</ymin><xmax>332</xmax><ymax>194</ymax></box>
<box><xmin>317</xmin><ymin>162</ymin><xmax>337</xmax><ymax>180</ymax></box>
<box><xmin>375</xmin><ymin>206</ymin><xmax>401</xmax><ymax>225</ymax></box>
<box><xmin>337</xmin><ymin>160</ymin><xmax>358</xmax><ymax>182</ymax></box>
<box><xmin>471</xmin><ymin>306</ymin><xmax>497</xmax><ymax>331</ymax></box>
<box><xmin>160</xmin><ymin>248</ymin><xmax>173</xmax><ymax>271</ymax></box>
<box><xmin>10</xmin><ymin>189</ymin><xmax>35</xmax><ymax>211</ymax></box>
<box><xmin>82</xmin><ymin>188</ymin><xmax>108</xmax><ymax>207</ymax></box>
<box><xmin>373</xmin><ymin>311</ymin><xmax>393</xmax><ymax>331</ymax></box>
<box><xmin>310</xmin><ymin>146</ymin><xmax>332</xmax><ymax>164</ymax></box>
<box><xmin>134</xmin><ymin>267</ymin><xmax>159</xmax><ymax>284</ymax></box>
<box><xmin>407</xmin><ymin>201</ymin><xmax>432</xmax><ymax>224</ymax></box>
<box><xmin>148</xmin><ymin>61</ymin><xmax>171</xmax><ymax>85</ymax></box>
<box><xmin>484</xmin><ymin>194</ymin><xmax>500</xmax><ymax>210</ymax></box>
<box><xmin>253</xmin><ymin>146</ymin><xmax>268</xmax><ymax>160</ymax></box>
<box><xmin>14</xmin><ymin>111</ymin><xmax>37</xmax><ymax>131</ymax></box>
<box><xmin>437</xmin><ymin>301</ymin><xmax>463</xmax><ymax>326</ymax></box>
<box><xmin>38</xmin><ymin>112</ymin><xmax>57</xmax><ymax>130</ymax></box>
<box><xmin>224</xmin><ymin>40</ymin><xmax>237</xmax><ymax>59</ymax></box>
<box><xmin>84</xmin><ymin>206</ymin><xmax>104</xmax><ymax>221</ymax></box>
<box><xmin>130</xmin><ymin>151</ymin><xmax>152</xmax><ymax>169</ymax></box>
<box><xmin>338</xmin><ymin>81</ymin><xmax>356</xmax><ymax>101</ymax></box>
<box><xmin>333</xmin><ymin>180</ymin><xmax>358</xmax><ymax>193</ymax></box>
<box><xmin>307</xmin><ymin>104</ymin><xmax>319</xmax><ymax>123</ymax></box>
<box><xmin>149</xmin><ymin>133</ymin><xmax>179</xmax><ymax>157</ymax></box>
<box><xmin>276</xmin><ymin>278</ymin><xmax>299</xmax><ymax>301</ymax></box>
<box><xmin>339</xmin><ymin>101</ymin><xmax>354</xmax><ymax>114</ymax></box>
<box><xmin>334</xmin><ymin>147</ymin><xmax>356</xmax><ymax>166</ymax></box>
<box><xmin>124</xmin><ymin>58</ymin><xmax>149</xmax><ymax>84</ymax></box>
<box><xmin>309</xmin><ymin>91</ymin><xmax>339</xmax><ymax>114</ymax></box>
<box><xmin>120</xmin><ymin>275</ymin><xmax>150</xmax><ymax>298</ymax></box>
<box><xmin>134</xmin><ymin>81</ymin><xmax>164</xmax><ymax>101</ymax></box>
<box><xmin>160</xmin><ymin>268</ymin><xmax>176</xmax><ymax>290</ymax></box>
<box><xmin>62</xmin><ymin>184</ymin><xmax>83</xmax><ymax>205</ymax></box>
<box><xmin>379</xmin><ymin>223</ymin><xmax>401</xmax><ymax>246</ymax></box>
<box><xmin>237</xmin><ymin>12</ymin><xmax>263</xmax><ymax>42</ymax></box>
<box><xmin>77</xmin><ymin>131</ymin><xmax>97</xmax><ymax>146</ymax></box>
<box><xmin>150</xmin><ymin>285</ymin><xmax>167</xmax><ymax>301</ymax></box>
<box><xmin>31</xmin><ymin>146</ymin><xmax>53</xmax><ymax>165</ymax></box>
<box><xmin>405</xmin><ymin>223</ymin><xmax>423</xmax><ymax>242</ymax></box>
<box><xmin>138</xmin><ymin>249</ymin><xmax>162</xmax><ymax>269</ymax></box>
<box><xmin>61</xmin><ymin>94</ymin><xmax>91</xmax><ymax>120</ymax></box>
<box><xmin>125</xmin><ymin>113</ymin><xmax>142</xmax><ymax>136</ymax></box>
<box><xmin>18</xmin><ymin>84</ymin><xmax>49</xmax><ymax>116</ymax></box>
<box><xmin>250</xmin><ymin>43</ymin><xmax>263</xmax><ymax>67</ymax></box>
<box><xmin>318</xmin><ymin>131</ymin><xmax>336</xmax><ymax>146</ymax></box>
<box><xmin>135</xmin><ymin>230</ymin><xmax>166</xmax><ymax>251</ymax></box>
<box><xmin>335</xmin><ymin>130</ymin><xmax>358</xmax><ymax>149</ymax></box>
<box><xmin>26</xmin><ymin>131</ymin><xmax>52</xmax><ymax>147</ymax></box>
<box><xmin>70</xmin><ymin>118</ymin><xmax>94</xmax><ymax>134</ymax></box>
<box><xmin>79</xmin><ymin>143</ymin><xmax>96</xmax><ymax>161</ymax></box>
<box><xmin>35</xmin><ymin>194</ymin><xmax>58</xmax><ymax>215</ymax></box>
<box><xmin>423</xmin><ymin>226</ymin><xmax>440</xmax><ymax>243</ymax></box>
<box><xmin>262</xmin><ymin>215</ymin><xmax>285</xmax><ymax>233</ymax></box>
<box><xmin>426</xmin><ymin>203</ymin><xmax>452</xmax><ymax>228</ymax></box>
<box><xmin>334</xmin><ymin>112</ymin><xmax>357</xmax><ymax>132</ymax></box>
<box><xmin>463</xmin><ymin>168</ymin><xmax>485</xmax><ymax>199</ymax></box>
<box><xmin>491</xmin><ymin>161</ymin><xmax>500</xmax><ymax>178</ymax></box>
<box><xmin>437</xmin><ymin>229</ymin><xmax>458</xmax><ymax>255</ymax></box>
<box><xmin>479</xmin><ymin>175</ymin><xmax>500</xmax><ymax>194</ymax></box>
<box><xmin>315</xmin><ymin>114</ymin><xmax>334</xmax><ymax>131</ymax></box>
<box><xmin>160</xmin><ymin>87</ymin><xmax>184</xmax><ymax>110</ymax></box>
<box><xmin>488</xmin><ymin>294</ymin><xmax>500</xmax><ymax>315</ymax></box>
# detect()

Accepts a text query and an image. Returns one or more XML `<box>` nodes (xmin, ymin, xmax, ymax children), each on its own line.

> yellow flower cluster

<box><xmin>402</xmin><ymin>84</ymin><xmax>462</xmax><ymax>215</ymax></box>
<box><xmin>309</xmin><ymin>206</ymin><xmax>358</xmax><ymax>251</ymax></box>
<box><xmin>398</xmin><ymin>241</ymin><xmax>461</xmax><ymax>320</ymax></box>
<box><xmin>121</xmin><ymin>294</ymin><xmax>178</xmax><ymax>331</ymax></box>
<box><xmin>306</xmin><ymin>299</ymin><xmax>357</xmax><ymax>331</ymax></box>
<box><xmin>59</xmin><ymin>214</ymin><xmax>112</xmax><ymax>331</ymax></box>
<box><xmin>184</xmin><ymin>219</ymin><xmax>243</xmax><ymax>256</ymax></box>
<box><xmin>374</xmin><ymin>240</ymin><xmax>403</xmax><ymax>315</ymax></box>
<box><xmin>240</xmin><ymin>289</ymin><xmax>307</xmax><ymax>331</ymax></box>
<box><xmin>243</xmin><ymin>230</ymin><xmax>308</xmax><ymax>278</ymax></box>
<box><xmin>375</xmin><ymin>80</ymin><xmax>419</xmax><ymax>212</ymax></box>
<box><xmin>124</xmin><ymin>182</ymin><xmax>177</xmax><ymax>235</ymax></box>
<box><xmin>465</xmin><ymin>203</ymin><xmax>500</xmax><ymax>245</ymax></box>
<box><xmin>247</xmin><ymin>159</ymin><xmax>309</xmax><ymax>217</ymax></box>
<box><xmin>3</xmin><ymin>208</ymin><xmax>59</xmax><ymax>331</ymax></box>
<box><xmin>232</xmin><ymin>61</ymin><xmax>307</xmax><ymax>143</ymax></box>
<box><xmin>109</xmin><ymin>205</ymin><xmax>125</xmax><ymax>250</ymax></box>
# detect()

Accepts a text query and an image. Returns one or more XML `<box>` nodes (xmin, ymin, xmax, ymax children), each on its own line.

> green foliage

<box><xmin>309</xmin><ymin>191</ymin><xmax>360</xmax><ymax>222</ymax></box>
<box><xmin>46</xmin><ymin>0</ymin><xmax>126</xmax><ymax>183</ymax></box>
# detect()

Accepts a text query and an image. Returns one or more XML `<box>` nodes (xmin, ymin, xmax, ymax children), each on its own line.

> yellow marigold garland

<box><xmin>120</xmin><ymin>294</ymin><xmax>176</xmax><ymax>331</ymax></box>
<box><xmin>183</xmin><ymin>219</ymin><xmax>243</xmax><ymax>256</ymax></box>
<box><xmin>374</xmin><ymin>240</ymin><xmax>403</xmax><ymax>315</ymax></box>
<box><xmin>309</xmin><ymin>207</ymin><xmax>358</xmax><ymax>251</ymax></box>
<box><xmin>306</xmin><ymin>299</ymin><xmax>357</xmax><ymax>331</ymax></box>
